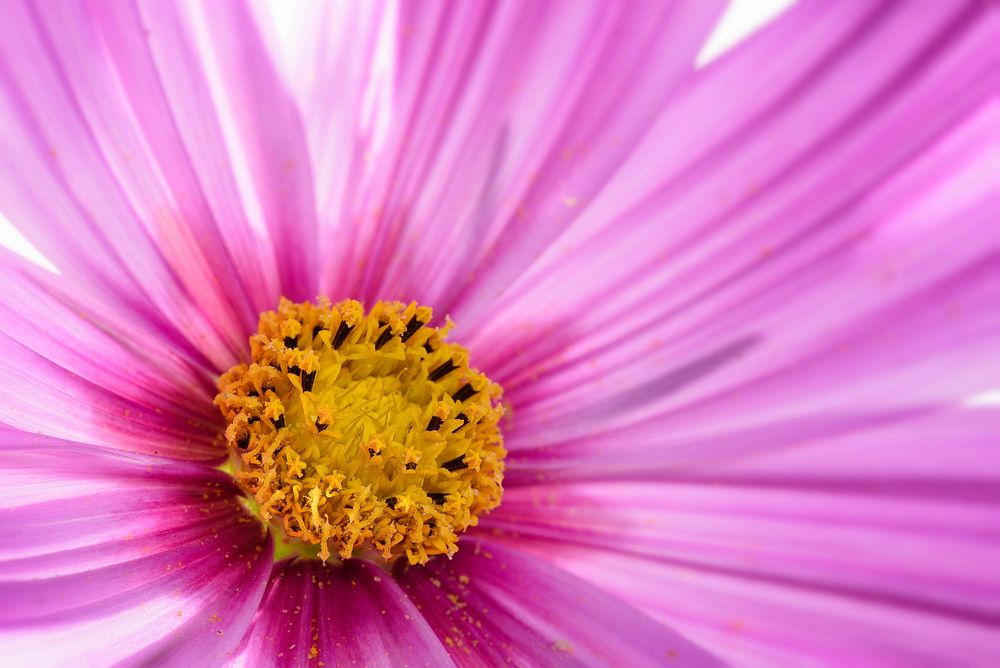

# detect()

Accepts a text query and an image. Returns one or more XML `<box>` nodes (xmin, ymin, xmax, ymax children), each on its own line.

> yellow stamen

<box><xmin>215</xmin><ymin>298</ymin><xmax>506</xmax><ymax>565</ymax></box>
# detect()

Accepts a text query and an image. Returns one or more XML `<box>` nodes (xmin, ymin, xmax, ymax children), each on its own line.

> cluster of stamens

<box><xmin>215</xmin><ymin>298</ymin><xmax>505</xmax><ymax>565</ymax></box>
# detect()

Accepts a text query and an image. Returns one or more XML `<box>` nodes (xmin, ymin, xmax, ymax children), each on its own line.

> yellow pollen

<box><xmin>215</xmin><ymin>298</ymin><xmax>506</xmax><ymax>565</ymax></box>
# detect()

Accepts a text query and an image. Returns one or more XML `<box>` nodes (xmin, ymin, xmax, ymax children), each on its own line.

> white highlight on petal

<box><xmin>696</xmin><ymin>0</ymin><xmax>798</xmax><ymax>69</ymax></box>
<box><xmin>184</xmin><ymin>4</ymin><xmax>271</xmax><ymax>240</ymax></box>
<box><xmin>0</xmin><ymin>211</ymin><xmax>60</xmax><ymax>274</ymax></box>
<box><xmin>966</xmin><ymin>389</ymin><xmax>1000</xmax><ymax>407</ymax></box>
<box><xmin>361</xmin><ymin>1</ymin><xmax>397</xmax><ymax>157</ymax></box>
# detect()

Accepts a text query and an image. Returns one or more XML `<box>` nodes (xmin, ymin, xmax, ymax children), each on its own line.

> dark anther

<box><xmin>405</xmin><ymin>462</ymin><xmax>417</xmax><ymax>470</ymax></box>
<box><xmin>374</xmin><ymin>325</ymin><xmax>394</xmax><ymax>350</ymax></box>
<box><xmin>428</xmin><ymin>359</ymin><xmax>457</xmax><ymax>381</ymax></box>
<box><xmin>236</xmin><ymin>434</ymin><xmax>250</xmax><ymax>450</ymax></box>
<box><xmin>302</xmin><ymin>370</ymin><xmax>317</xmax><ymax>392</ymax></box>
<box><xmin>312</xmin><ymin>325</ymin><xmax>324</xmax><ymax>338</ymax></box>
<box><xmin>426</xmin><ymin>415</ymin><xmax>443</xmax><ymax>431</ymax></box>
<box><xmin>247</xmin><ymin>389</ymin><xmax>259</xmax><ymax>397</ymax></box>
<box><xmin>423</xmin><ymin>342</ymin><xmax>435</xmax><ymax>354</ymax></box>
<box><xmin>386</xmin><ymin>497</ymin><xmax>397</xmax><ymax>510</ymax></box>
<box><xmin>441</xmin><ymin>455</ymin><xmax>468</xmax><ymax>472</ymax></box>
<box><xmin>315</xmin><ymin>420</ymin><xmax>328</xmax><ymax>432</ymax></box>
<box><xmin>284</xmin><ymin>336</ymin><xmax>298</xmax><ymax>349</ymax></box>
<box><xmin>451</xmin><ymin>413</ymin><xmax>470</xmax><ymax>433</ymax></box>
<box><xmin>401</xmin><ymin>316</ymin><xmax>424</xmax><ymax>343</ymax></box>
<box><xmin>428</xmin><ymin>493</ymin><xmax>447</xmax><ymax>505</ymax></box>
<box><xmin>248</xmin><ymin>416</ymin><xmax>261</xmax><ymax>424</ymax></box>
<box><xmin>272</xmin><ymin>415</ymin><xmax>285</xmax><ymax>430</ymax></box>
<box><xmin>368</xmin><ymin>448</ymin><xmax>377</xmax><ymax>457</ymax></box>
<box><xmin>288</xmin><ymin>364</ymin><xmax>301</xmax><ymax>376</ymax></box>
<box><xmin>333</xmin><ymin>321</ymin><xmax>353</xmax><ymax>348</ymax></box>
<box><xmin>452</xmin><ymin>383</ymin><xmax>477</xmax><ymax>403</ymax></box>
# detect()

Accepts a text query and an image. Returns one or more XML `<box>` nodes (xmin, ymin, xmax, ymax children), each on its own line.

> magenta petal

<box><xmin>484</xmin><ymin>406</ymin><xmax>1000</xmax><ymax>665</ymax></box>
<box><xmin>0</xmin><ymin>0</ymin><xmax>321</xmax><ymax>371</ymax></box>
<box><xmin>396</xmin><ymin>537</ymin><xmax>722</xmax><ymax>666</ymax></box>
<box><xmin>162</xmin><ymin>0</ymin><xmax>320</xmax><ymax>300</ymax></box>
<box><xmin>0</xmin><ymin>334</ymin><xmax>220</xmax><ymax>461</ymax></box>
<box><xmin>436</xmin><ymin>0</ymin><xmax>724</xmax><ymax>319</ymax></box>
<box><xmin>0</xmin><ymin>0</ymin><xmax>242</xmax><ymax>369</ymax></box>
<box><xmin>467</xmin><ymin>1</ymin><xmax>997</xmax><ymax>433</ymax></box>
<box><xmin>231</xmin><ymin>558</ymin><xmax>451</xmax><ymax>667</ymax></box>
<box><xmin>504</xmin><ymin>254</ymin><xmax>1000</xmax><ymax>482</ymax></box>
<box><xmin>256</xmin><ymin>1</ymin><xmax>387</xmax><ymax>302</ymax></box>
<box><xmin>0</xmin><ymin>433</ymin><xmax>272</xmax><ymax>665</ymax></box>
<box><xmin>0</xmin><ymin>249</ymin><xmax>219</xmax><ymax>414</ymax></box>
<box><xmin>529</xmin><ymin>548</ymin><xmax>1000</xmax><ymax>667</ymax></box>
<box><xmin>290</xmin><ymin>1</ymin><xmax>723</xmax><ymax>308</ymax></box>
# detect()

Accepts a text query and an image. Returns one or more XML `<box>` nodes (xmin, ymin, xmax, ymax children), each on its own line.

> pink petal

<box><xmin>0</xmin><ymin>0</ymin><xmax>318</xmax><ymax>371</ymax></box>
<box><xmin>230</xmin><ymin>558</ymin><xmax>451</xmax><ymax>668</ymax></box>
<box><xmin>0</xmin><ymin>248</ymin><xmax>219</xmax><ymax>417</ymax></box>
<box><xmin>256</xmin><ymin>1</ymin><xmax>388</xmax><ymax>302</ymax></box>
<box><xmin>484</xmin><ymin>406</ymin><xmax>1000</xmax><ymax>664</ymax></box>
<box><xmin>464</xmin><ymin>1</ymin><xmax>997</xmax><ymax>434</ymax></box>
<box><xmin>504</xmin><ymin>254</ymin><xmax>1000</xmax><ymax>482</ymax></box>
<box><xmin>396</xmin><ymin>537</ymin><xmax>723</xmax><ymax>666</ymax></box>
<box><xmin>287</xmin><ymin>0</ymin><xmax>723</xmax><ymax>308</ymax></box>
<box><xmin>535</xmin><ymin>548</ymin><xmax>1000</xmax><ymax>667</ymax></box>
<box><xmin>173</xmin><ymin>0</ymin><xmax>320</xmax><ymax>299</ymax></box>
<box><xmin>499</xmin><ymin>91</ymin><xmax>999</xmax><ymax>463</ymax></box>
<box><xmin>0</xmin><ymin>431</ymin><xmax>273</xmax><ymax>665</ymax></box>
<box><xmin>0</xmin><ymin>334</ymin><xmax>221</xmax><ymax>460</ymax></box>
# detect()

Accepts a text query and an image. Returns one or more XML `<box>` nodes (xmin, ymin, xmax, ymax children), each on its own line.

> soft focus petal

<box><xmin>231</xmin><ymin>558</ymin><xmax>452</xmax><ymax>668</ymax></box>
<box><xmin>471</xmin><ymin>8</ymin><xmax>1000</xmax><ymax>662</ymax></box>
<box><xmin>468</xmin><ymin>0</ymin><xmax>998</xmax><ymax>437</ymax></box>
<box><xmin>505</xmin><ymin>253</ymin><xmax>1000</xmax><ymax>480</ymax></box>
<box><xmin>0</xmin><ymin>0</ymin><xmax>318</xmax><ymax>371</ymax></box>
<box><xmin>396</xmin><ymin>537</ymin><xmax>723</xmax><ymax>667</ymax></box>
<box><xmin>533</xmin><ymin>548</ymin><xmax>1000</xmax><ymax>667</ymax></box>
<box><xmin>484</xmin><ymin>405</ymin><xmax>1000</xmax><ymax>666</ymax></box>
<box><xmin>0</xmin><ymin>430</ymin><xmax>273</xmax><ymax>666</ymax></box>
<box><xmin>273</xmin><ymin>0</ymin><xmax>723</xmax><ymax>308</ymax></box>
<box><xmin>502</xmin><ymin>85</ymin><xmax>999</xmax><ymax>463</ymax></box>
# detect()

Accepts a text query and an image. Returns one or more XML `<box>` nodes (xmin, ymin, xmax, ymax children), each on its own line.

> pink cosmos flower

<box><xmin>1</xmin><ymin>0</ymin><xmax>998</xmax><ymax>665</ymax></box>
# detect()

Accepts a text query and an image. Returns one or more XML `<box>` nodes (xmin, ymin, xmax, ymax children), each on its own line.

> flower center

<box><xmin>215</xmin><ymin>298</ymin><xmax>505</xmax><ymax>565</ymax></box>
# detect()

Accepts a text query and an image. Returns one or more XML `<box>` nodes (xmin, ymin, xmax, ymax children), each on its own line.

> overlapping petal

<box><xmin>500</xmin><ymin>56</ymin><xmax>999</xmax><ymax>463</ymax></box>
<box><xmin>0</xmin><ymin>331</ymin><xmax>220</xmax><ymax>460</ymax></box>
<box><xmin>504</xmin><ymin>251</ymin><xmax>1000</xmax><ymax>481</ymax></box>
<box><xmin>396</xmin><ymin>537</ymin><xmax>722</xmax><ymax>667</ymax></box>
<box><xmin>0</xmin><ymin>0</ymin><xmax>318</xmax><ymax>371</ymax></box>
<box><xmin>468</xmin><ymin>0</ymin><xmax>998</xmax><ymax>438</ymax></box>
<box><xmin>0</xmin><ymin>430</ymin><xmax>273</xmax><ymax>665</ymax></box>
<box><xmin>267</xmin><ymin>0</ymin><xmax>724</xmax><ymax>308</ymax></box>
<box><xmin>0</xmin><ymin>246</ymin><xmax>218</xmax><ymax>415</ymax></box>
<box><xmin>486</xmin><ymin>405</ymin><xmax>1000</xmax><ymax>665</ymax></box>
<box><xmin>534</xmin><ymin>546</ymin><xmax>1000</xmax><ymax>667</ymax></box>
<box><xmin>231</xmin><ymin>557</ymin><xmax>452</xmax><ymax>667</ymax></box>
<box><xmin>0</xmin><ymin>0</ymin><xmax>995</xmax><ymax>666</ymax></box>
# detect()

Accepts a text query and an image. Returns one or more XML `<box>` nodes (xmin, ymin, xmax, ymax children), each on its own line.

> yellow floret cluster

<box><xmin>216</xmin><ymin>298</ymin><xmax>505</xmax><ymax>565</ymax></box>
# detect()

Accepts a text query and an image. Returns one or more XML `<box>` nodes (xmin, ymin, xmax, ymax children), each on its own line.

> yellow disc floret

<box><xmin>215</xmin><ymin>298</ymin><xmax>505</xmax><ymax>565</ymax></box>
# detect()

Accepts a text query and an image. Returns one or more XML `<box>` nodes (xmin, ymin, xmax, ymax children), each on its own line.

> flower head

<box><xmin>0</xmin><ymin>1</ymin><xmax>998</xmax><ymax>666</ymax></box>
